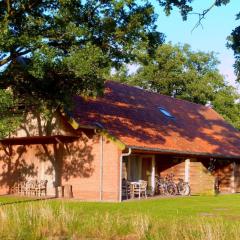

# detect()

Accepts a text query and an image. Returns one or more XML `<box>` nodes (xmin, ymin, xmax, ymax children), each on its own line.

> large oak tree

<box><xmin>0</xmin><ymin>0</ymin><xmax>239</xmax><ymax>138</ymax></box>
<box><xmin>0</xmin><ymin>0</ymin><xmax>165</xmax><ymax>138</ymax></box>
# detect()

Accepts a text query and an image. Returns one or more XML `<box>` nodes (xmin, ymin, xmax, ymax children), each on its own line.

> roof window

<box><xmin>158</xmin><ymin>107</ymin><xmax>175</xmax><ymax>119</ymax></box>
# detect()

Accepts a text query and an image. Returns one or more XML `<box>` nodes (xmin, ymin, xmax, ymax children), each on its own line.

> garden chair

<box><xmin>122</xmin><ymin>178</ymin><xmax>131</xmax><ymax>200</ymax></box>
<box><xmin>36</xmin><ymin>180</ymin><xmax>48</xmax><ymax>196</ymax></box>
<box><xmin>10</xmin><ymin>182</ymin><xmax>21</xmax><ymax>194</ymax></box>
<box><xmin>18</xmin><ymin>181</ymin><xmax>27</xmax><ymax>195</ymax></box>
<box><xmin>132</xmin><ymin>180</ymin><xmax>148</xmax><ymax>199</ymax></box>
<box><xmin>25</xmin><ymin>180</ymin><xmax>36</xmax><ymax>195</ymax></box>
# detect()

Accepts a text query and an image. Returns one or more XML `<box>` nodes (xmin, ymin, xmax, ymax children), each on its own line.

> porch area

<box><xmin>121</xmin><ymin>153</ymin><xmax>240</xmax><ymax>200</ymax></box>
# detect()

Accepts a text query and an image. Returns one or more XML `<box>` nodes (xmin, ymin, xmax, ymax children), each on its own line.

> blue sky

<box><xmin>152</xmin><ymin>0</ymin><xmax>239</xmax><ymax>88</ymax></box>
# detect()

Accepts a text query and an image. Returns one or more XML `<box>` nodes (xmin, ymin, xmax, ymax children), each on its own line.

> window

<box><xmin>158</xmin><ymin>107</ymin><xmax>175</xmax><ymax>119</ymax></box>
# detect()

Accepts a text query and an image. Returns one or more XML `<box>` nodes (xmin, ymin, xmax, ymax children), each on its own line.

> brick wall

<box><xmin>0</xmin><ymin>130</ymin><xmax>121</xmax><ymax>202</ymax></box>
<box><xmin>61</xmin><ymin>134</ymin><xmax>121</xmax><ymax>201</ymax></box>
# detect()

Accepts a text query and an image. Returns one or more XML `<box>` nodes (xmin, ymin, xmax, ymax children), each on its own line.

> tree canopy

<box><xmin>0</xmin><ymin>0</ymin><xmax>164</xmax><ymax>100</ymax></box>
<box><xmin>0</xmin><ymin>0</ymin><xmax>166</xmax><ymax>137</ymax></box>
<box><xmin>228</xmin><ymin>15</ymin><xmax>240</xmax><ymax>81</ymax></box>
<box><xmin>0</xmin><ymin>0</ymin><xmax>239</xmax><ymax>138</ymax></box>
<box><xmin>0</xmin><ymin>89</ymin><xmax>21</xmax><ymax>138</ymax></box>
<box><xmin>158</xmin><ymin>0</ymin><xmax>240</xmax><ymax>81</ymax></box>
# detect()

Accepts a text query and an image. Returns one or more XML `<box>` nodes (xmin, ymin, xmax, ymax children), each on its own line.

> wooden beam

<box><xmin>151</xmin><ymin>156</ymin><xmax>156</xmax><ymax>194</ymax></box>
<box><xmin>185</xmin><ymin>159</ymin><xmax>190</xmax><ymax>183</ymax></box>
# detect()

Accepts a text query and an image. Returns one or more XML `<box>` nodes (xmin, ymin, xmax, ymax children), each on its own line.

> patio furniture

<box><xmin>10</xmin><ymin>182</ymin><xmax>22</xmax><ymax>194</ymax></box>
<box><xmin>19</xmin><ymin>181</ymin><xmax>27</xmax><ymax>195</ymax></box>
<box><xmin>35</xmin><ymin>180</ymin><xmax>48</xmax><ymax>196</ymax></box>
<box><xmin>131</xmin><ymin>180</ymin><xmax>148</xmax><ymax>199</ymax></box>
<box><xmin>10</xmin><ymin>180</ymin><xmax>48</xmax><ymax>196</ymax></box>
<box><xmin>122</xmin><ymin>179</ymin><xmax>131</xmax><ymax>200</ymax></box>
<box><xmin>28</xmin><ymin>180</ymin><xmax>38</xmax><ymax>195</ymax></box>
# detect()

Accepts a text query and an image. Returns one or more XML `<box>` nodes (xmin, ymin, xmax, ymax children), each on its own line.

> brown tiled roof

<box><xmin>74</xmin><ymin>81</ymin><xmax>240</xmax><ymax>158</ymax></box>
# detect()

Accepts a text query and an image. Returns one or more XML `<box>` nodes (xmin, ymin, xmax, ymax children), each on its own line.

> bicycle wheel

<box><xmin>166</xmin><ymin>184</ymin><xmax>177</xmax><ymax>195</ymax></box>
<box><xmin>178</xmin><ymin>183</ymin><xmax>191</xmax><ymax>196</ymax></box>
<box><xmin>158</xmin><ymin>184</ymin><xmax>166</xmax><ymax>195</ymax></box>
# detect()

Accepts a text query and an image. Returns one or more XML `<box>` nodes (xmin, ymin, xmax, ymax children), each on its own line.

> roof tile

<box><xmin>74</xmin><ymin>81</ymin><xmax>240</xmax><ymax>158</ymax></box>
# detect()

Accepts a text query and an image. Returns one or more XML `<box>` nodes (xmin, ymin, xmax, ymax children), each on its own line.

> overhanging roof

<box><xmin>128</xmin><ymin>145</ymin><xmax>240</xmax><ymax>159</ymax></box>
<box><xmin>73</xmin><ymin>81</ymin><xmax>240</xmax><ymax>158</ymax></box>
<box><xmin>0</xmin><ymin>135</ymin><xmax>78</xmax><ymax>145</ymax></box>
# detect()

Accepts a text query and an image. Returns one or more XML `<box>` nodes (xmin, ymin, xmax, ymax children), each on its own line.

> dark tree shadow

<box><xmin>34</xmin><ymin>131</ymin><xmax>95</xmax><ymax>188</ymax></box>
<box><xmin>0</xmin><ymin>145</ymin><xmax>37</xmax><ymax>194</ymax></box>
<box><xmin>0</xmin><ymin>110</ymin><xmax>95</xmax><ymax>197</ymax></box>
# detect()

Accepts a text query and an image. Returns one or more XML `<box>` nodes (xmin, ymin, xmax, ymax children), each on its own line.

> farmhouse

<box><xmin>0</xmin><ymin>81</ymin><xmax>240</xmax><ymax>201</ymax></box>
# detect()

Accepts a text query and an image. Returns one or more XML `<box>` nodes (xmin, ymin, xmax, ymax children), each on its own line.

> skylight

<box><xmin>158</xmin><ymin>107</ymin><xmax>174</xmax><ymax>119</ymax></box>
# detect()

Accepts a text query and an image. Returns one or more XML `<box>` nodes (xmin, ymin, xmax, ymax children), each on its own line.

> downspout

<box><xmin>95</xmin><ymin>129</ymin><xmax>104</xmax><ymax>201</ymax></box>
<box><xmin>100</xmin><ymin>135</ymin><xmax>104</xmax><ymax>201</ymax></box>
<box><xmin>119</xmin><ymin>148</ymin><xmax>132</xmax><ymax>202</ymax></box>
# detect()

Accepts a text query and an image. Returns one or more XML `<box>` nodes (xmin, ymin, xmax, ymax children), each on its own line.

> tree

<box><xmin>0</xmin><ymin>0</ymin><xmax>164</xmax><ymax>99</ymax></box>
<box><xmin>111</xmin><ymin>43</ymin><xmax>240</xmax><ymax>129</ymax></box>
<box><xmin>115</xmin><ymin>43</ymin><xmax>223</xmax><ymax>104</ymax></box>
<box><xmin>0</xmin><ymin>89</ymin><xmax>21</xmax><ymax>138</ymax></box>
<box><xmin>157</xmin><ymin>0</ymin><xmax>230</xmax><ymax>22</ymax></box>
<box><xmin>0</xmin><ymin>0</ymin><xmax>238</xmax><ymax>137</ymax></box>
<box><xmin>158</xmin><ymin>0</ymin><xmax>240</xmax><ymax>80</ymax></box>
<box><xmin>212</xmin><ymin>85</ymin><xmax>240</xmax><ymax>129</ymax></box>
<box><xmin>228</xmin><ymin>15</ymin><xmax>240</xmax><ymax>81</ymax></box>
<box><xmin>0</xmin><ymin>0</ymin><xmax>165</xmax><ymax>137</ymax></box>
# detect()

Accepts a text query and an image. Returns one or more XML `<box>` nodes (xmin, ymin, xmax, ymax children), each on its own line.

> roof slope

<box><xmin>74</xmin><ymin>81</ymin><xmax>240</xmax><ymax>158</ymax></box>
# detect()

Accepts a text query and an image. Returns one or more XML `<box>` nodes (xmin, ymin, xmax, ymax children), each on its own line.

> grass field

<box><xmin>1</xmin><ymin>195</ymin><xmax>240</xmax><ymax>239</ymax></box>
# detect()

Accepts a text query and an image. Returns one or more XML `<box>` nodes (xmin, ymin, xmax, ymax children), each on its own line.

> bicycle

<box><xmin>165</xmin><ymin>173</ymin><xmax>178</xmax><ymax>196</ymax></box>
<box><xmin>155</xmin><ymin>175</ymin><xmax>168</xmax><ymax>195</ymax></box>
<box><xmin>155</xmin><ymin>174</ymin><xmax>178</xmax><ymax>196</ymax></box>
<box><xmin>176</xmin><ymin>178</ymin><xmax>191</xmax><ymax>196</ymax></box>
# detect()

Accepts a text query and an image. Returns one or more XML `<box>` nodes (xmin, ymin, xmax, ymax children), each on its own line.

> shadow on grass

<box><xmin>0</xmin><ymin>195</ymin><xmax>57</xmax><ymax>206</ymax></box>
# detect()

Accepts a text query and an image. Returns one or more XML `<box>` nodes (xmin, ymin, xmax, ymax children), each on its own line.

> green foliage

<box><xmin>228</xmin><ymin>16</ymin><xmax>240</xmax><ymax>81</ymax></box>
<box><xmin>155</xmin><ymin>0</ymin><xmax>239</xmax><ymax>83</ymax></box>
<box><xmin>158</xmin><ymin>0</ymin><xmax>231</xmax><ymax>20</ymax></box>
<box><xmin>212</xmin><ymin>86</ymin><xmax>240</xmax><ymax>129</ymax></box>
<box><xmin>0</xmin><ymin>89</ymin><xmax>22</xmax><ymax>139</ymax></box>
<box><xmin>158</xmin><ymin>0</ymin><xmax>193</xmax><ymax>20</ymax></box>
<box><xmin>0</xmin><ymin>0</ymin><xmax>164</xmax><ymax>136</ymax></box>
<box><xmin>0</xmin><ymin>0</ymin><xmax>238</xmax><ymax>136</ymax></box>
<box><xmin>153</xmin><ymin>1</ymin><xmax>240</xmax><ymax>129</ymax></box>
<box><xmin>0</xmin><ymin>0</ymin><xmax>164</xmax><ymax>104</ymax></box>
<box><xmin>112</xmin><ymin>43</ymin><xmax>240</xmax><ymax>129</ymax></box>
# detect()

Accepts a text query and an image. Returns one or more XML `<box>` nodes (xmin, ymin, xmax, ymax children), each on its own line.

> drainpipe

<box><xmin>94</xmin><ymin>128</ymin><xmax>104</xmax><ymax>201</ymax></box>
<box><xmin>119</xmin><ymin>148</ymin><xmax>132</xmax><ymax>202</ymax></box>
<box><xmin>100</xmin><ymin>135</ymin><xmax>103</xmax><ymax>201</ymax></box>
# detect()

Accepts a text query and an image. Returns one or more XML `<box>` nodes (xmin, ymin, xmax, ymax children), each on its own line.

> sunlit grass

<box><xmin>1</xmin><ymin>195</ymin><xmax>240</xmax><ymax>239</ymax></box>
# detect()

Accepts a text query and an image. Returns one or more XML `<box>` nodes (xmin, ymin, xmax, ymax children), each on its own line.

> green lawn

<box><xmin>1</xmin><ymin>195</ymin><xmax>240</xmax><ymax>239</ymax></box>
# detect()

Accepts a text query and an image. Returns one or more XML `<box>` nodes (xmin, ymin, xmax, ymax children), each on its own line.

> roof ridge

<box><xmin>106</xmin><ymin>80</ymin><xmax>209</xmax><ymax>109</ymax></box>
<box><xmin>75</xmin><ymin>80</ymin><xmax>240</xmax><ymax>158</ymax></box>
